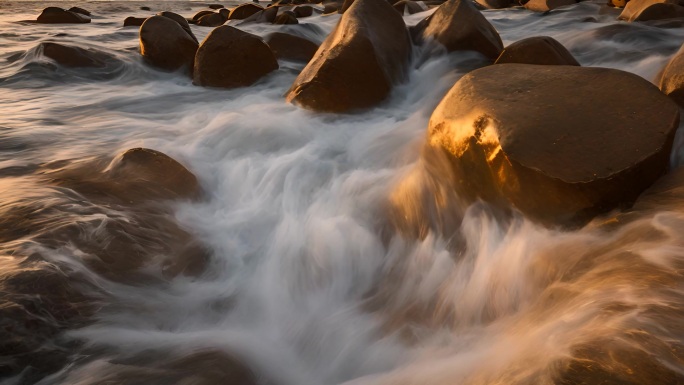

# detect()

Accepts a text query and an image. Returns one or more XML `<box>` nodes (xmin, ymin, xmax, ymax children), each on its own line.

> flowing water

<box><xmin>3</xmin><ymin>1</ymin><xmax>684</xmax><ymax>384</ymax></box>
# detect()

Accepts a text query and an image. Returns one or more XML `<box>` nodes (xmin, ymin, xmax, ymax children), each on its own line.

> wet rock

<box><xmin>265</xmin><ymin>32</ymin><xmax>319</xmax><ymax>62</ymax></box>
<box><xmin>619</xmin><ymin>0</ymin><xmax>684</xmax><ymax>21</ymax></box>
<box><xmin>197</xmin><ymin>12</ymin><xmax>228</xmax><ymax>26</ymax></box>
<box><xmin>36</xmin><ymin>7</ymin><xmax>91</xmax><ymax>24</ymax></box>
<box><xmin>209</xmin><ymin>3</ymin><xmax>225</xmax><ymax>9</ymax></box>
<box><xmin>323</xmin><ymin>1</ymin><xmax>343</xmax><ymax>12</ymax></box>
<box><xmin>659</xmin><ymin>43</ymin><xmax>684</xmax><ymax>107</ymax></box>
<box><xmin>293</xmin><ymin>5</ymin><xmax>315</xmax><ymax>16</ymax></box>
<box><xmin>412</xmin><ymin>0</ymin><xmax>503</xmax><ymax>60</ymax></box>
<box><xmin>286</xmin><ymin>0</ymin><xmax>411</xmax><ymax>112</ymax></box>
<box><xmin>157</xmin><ymin>11</ymin><xmax>198</xmax><ymax>43</ymax></box>
<box><xmin>40</xmin><ymin>42</ymin><xmax>112</xmax><ymax>68</ymax></box>
<box><xmin>193</xmin><ymin>26</ymin><xmax>278</xmax><ymax>88</ymax></box>
<box><xmin>241</xmin><ymin>6</ymin><xmax>278</xmax><ymax>23</ymax></box>
<box><xmin>123</xmin><ymin>16</ymin><xmax>147</xmax><ymax>27</ymax></box>
<box><xmin>67</xmin><ymin>6</ymin><xmax>91</xmax><ymax>16</ymax></box>
<box><xmin>228</xmin><ymin>3</ymin><xmax>264</xmax><ymax>19</ymax></box>
<box><xmin>495</xmin><ymin>36</ymin><xmax>580</xmax><ymax>66</ymax></box>
<box><xmin>475</xmin><ymin>0</ymin><xmax>512</xmax><ymax>9</ymax></box>
<box><xmin>274</xmin><ymin>10</ymin><xmax>299</xmax><ymax>23</ymax></box>
<box><xmin>192</xmin><ymin>9</ymin><xmax>215</xmax><ymax>22</ymax></box>
<box><xmin>394</xmin><ymin>0</ymin><xmax>430</xmax><ymax>14</ymax></box>
<box><xmin>141</xmin><ymin>6</ymin><xmax>152</xmax><ymax>11</ymax></box>
<box><xmin>424</xmin><ymin>64</ymin><xmax>680</xmax><ymax>227</ymax></box>
<box><xmin>139</xmin><ymin>15</ymin><xmax>199</xmax><ymax>73</ymax></box>
<box><xmin>524</xmin><ymin>0</ymin><xmax>577</xmax><ymax>11</ymax></box>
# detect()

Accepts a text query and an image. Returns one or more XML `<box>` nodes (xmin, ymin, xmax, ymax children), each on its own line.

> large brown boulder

<box><xmin>618</xmin><ymin>0</ymin><xmax>684</xmax><ymax>20</ymax></box>
<box><xmin>139</xmin><ymin>16</ymin><xmax>199</xmax><ymax>72</ymax></box>
<box><xmin>157</xmin><ymin>11</ymin><xmax>198</xmax><ymax>43</ymax></box>
<box><xmin>659</xmin><ymin>44</ymin><xmax>684</xmax><ymax>107</ymax></box>
<box><xmin>192</xmin><ymin>10</ymin><xmax>215</xmax><ymax>22</ymax></box>
<box><xmin>193</xmin><ymin>26</ymin><xmax>278</xmax><ymax>88</ymax></box>
<box><xmin>229</xmin><ymin>3</ymin><xmax>264</xmax><ymax>19</ymax></box>
<box><xmin>412</xmin><ymin>0</ymin><xmax>502</xmax><ymax>60</ymax></box>
<box><xmin>286</xmin><ymin>0</ymin><xmax>411</xmax><ymax>112</ymax></box>
<box><xmin>424</xmin><ymin>64</ymin><xmax>680</xmax><ymax>227</ymax></box>
<box><xmin>40</xmin><ymin>42</ymin><xmax>112</xmax><ymax>68</ymax></box>
<box><xmin>265</xmin><ymin>32</ymin><xmax>319</xmax><ymax>62</ymax></box>
<box><xmin>36</xmin><ymin>7</ymin><xmax>91</xmax><ymax>24</ymax></box>
<box><xmin>197</xmin><ymin>11</ymin><xmax>228</xmax><ymax>26</ymax></box>
<box><xmin>495</xmin><ymin>36</ymin><xmax>580</xmax><ymax>66</ymax></box>
<box><xmin>524</xmin><ymin>0</ymin><xmax>577</xmax><ymax>11</ymax></box>
<box><xmin>240</xmin><ymin>6</ymin><xmax>278</xmax><ymax>23</ymax></box>
<box><xmin>67</xmin><ymin>6</ymin><xmax>91</xmax><ymax>16</ymax></box>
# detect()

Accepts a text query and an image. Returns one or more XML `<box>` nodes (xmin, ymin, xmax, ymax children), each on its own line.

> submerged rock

<box><xmin>193</xmin><ymin>26</ymin><xmax>278</xmax><ymax>88</ymax></box>
<box><xmin>524</xmin><ymin>0</ymin><xmax>577</xmax><ymax>11</ymax></box>
<box><xmin>618</xmin><ymin>0</ymin><xmax>684</xmax><ymax>21</ymax></box>
<box><xmin>659</xmin><ymin>43</ymin><xmax>684</xmax><ymax>107</ymax></box>
<box><xmin>123</xmin><ymin>16</ymin><xmax>147</xmax><ymax>27</ymax></box>
<box><xmin>293</xmin><ymin>5</ymin><xmax>315</xmax><ymax>16</ymax></box>
<box><xmin>495</xmin><ymin>36</ymin><xmax>580</xmax><ymax>66</ymax></box>
<box><xmin>40</xmin><ymin>42</ymin><xmax>113</xmax><ymax>68</ymax></box>
<box><xmin>36</xmin><ymin>7</ymin><xmax>91</xmax><ymax>24</ymax></box>
<box><xmin>412</xmin><ymin>0</ymin><xmax>503</xmax><ymax>59</ymax></box>
<box><xmin>423</xmin><ymin>64</ymin><xmax>679</xmax><ymax>227</ymax></box>
<box><xmin>229</xmin><ymin>3</ymin><xmax>264</xmax><ymax>19</ymax></box>
<box><xmin>139</xmin><ymin>15</ymin><xmax>199</xmax><ymax>73</ymax></box>
<box><xmin>265</xmin><ymin>32</ymin><xmax>319</xmax><ymax>62</ymax></box>
<box><xmin>286</xmin><ymin>0</ymin><xmax>411</xmax><ymax>112</ymax></box>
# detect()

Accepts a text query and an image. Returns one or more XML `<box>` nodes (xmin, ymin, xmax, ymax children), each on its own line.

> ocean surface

<box><xmin>3</xmin><ymin>1</ymin><xmax>684</xmax><ymax>384</ymax></box>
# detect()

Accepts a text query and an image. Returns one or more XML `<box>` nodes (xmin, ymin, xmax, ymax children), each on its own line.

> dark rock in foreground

<box><xmin>286</xmin><ymin>0</ymin><xmax>411</xmax><ymax>112</ymax></box>
<box><xmin>193</xmin><ymin>26</ymin><xmax>278</xmax><ymax>88</ymax></box>
<box><xmin>659</xmin><ymin>43</ymin><xmax>684</xmax><ymax>107</ymax></box>
<box><xmin>37</xmin><ymin>7</ymin><xmax>91</xmax><ymax>24</ymax></box>
<box><xmin>412</xmin><ymin>0</ymin><xmax>502</xmax><ymax>59</ymax></box>
<box><xmin>265</xmin><ymin>32</ymin><xmax>319</xmax><ymax>62</ymax></box>
<box><xmin>139</xmin><ymin>15</ymin><xmax>199</xmax><ymax>73</ymax></box>
<box><xmin>618</xmin><ymin>0</ymin><xmax>684</xmax><ymax>21</ymax></box>
<box><xmin>495</xmin><ymin>36</ymin><xmax>580</xmax><ymax>66</ymax></box>
<box><xmin>423</xmin><ymin>64</ymin><xmax>680</xmax><ymax>227</ymax></box>
<box><xmin>40</xmin><ymin>42</ymin><xmax>112</xmax><ymax>68</ymax></box>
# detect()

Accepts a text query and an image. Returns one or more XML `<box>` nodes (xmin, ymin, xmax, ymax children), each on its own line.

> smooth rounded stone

<box><xmin>40</xmin><ymin>42</ymin><xmax>112</xmax><ymax>68</ymax></box>
<box><xmin>475</xmin><ymin>0</ymin><xmax>512</xmax><ymax>8</ymax></box>
<box><xmin>293</xmin><ymin>5</ymin><xmax>315</xmax><ymax>16</ymax></box>
<box><xmin>141</xmin><ymin>6</ymin><xmax>152</xmax><ymax>10</ymax></box>
<box><xmin>241</xmin><ymin>6</ymin><xmax>278</xmax><ymax>22</ymax></box>
<box><xmin>67</xmin><ymin>6</ymin><xmax>91</xmax><ymax>16</ymax></box>
<box><xmin>495</xmin><ymin>36</ymin><xmax>580</xmax><ymax>66</ymax></box>
<box><xmin>139</xmin><ymin>16</ymin><xmax>199</xmax><ymax>72</ymax></box>
<box><xmin>157</xmin><ymin>11</ymin><xmax>198</xmax><ymax>43</ymax></box>
<box><xmin>265</xmin><ymin>32</ymin><xmax>319</xmax><ymax>61</ymax></box>
<box><xmin>286</xmin><ymin>0</ymin><xmax>411</xmax><ymax>112</ymax></box>
<box><xmin>197</xmin><ymin>12</ymin><xmax>228</xmax><ymax>26</ymax></box>
<box><xmin>633</xmin><ymin>2</ymin><xmax>684</xmax><ymax>20</ymax></box>
<box><xmin>229</xmin><ymin>3</ymin><xmax>264</xmax><ymax>19</ymax></box>
<box><xmin>323</xmin><ymin>1</ymin><xmax>343</xmax><ymax>12</ymax></box>
<box><xmin>209</xmin><ymin>3</ymin><xmax>225</xmax><ymax>9</ymax></box>
<box><xmin>193</xmin><ymin>25</ymin><xmax>278</xmax><ymax>88</ymax></box>
<box><xmin>412</xmin><ymin>0</ymin><xmax>503</xmax><ymax>59</ymax></box>
<box><xmin>618</xmin><ymin>0</ymin><xmax>676</xmax><ymax>19</ymax></box>
<box><xmin>524</xmin><ymin>0</ymin><xmax>577</xmax><ymax>11</ymax></box>
<box><xmin>123</xmin><ymin>16</ymin><xmax>147</xmax><ymax>27</ymax></box>
<box><xmin>425</xmin><ymin>64</ymin><xmax>680</xmax><ymax>227</ymax></box>
<box><xmin>274</xmin><ymin>10</ymin><xmax>299</xmax><ymax>23</ymax></box>
<box><xmin>37</xmin><ymin>7</ymin><xmax>91</xmax><ymax>24</ymax></box>
<box><xmin>108</xmin><ymin>148</ymin><xmax>201</xmax><ymax>201</ymax></box>
<box><xmin>659</xmin><ymin>44</ymin><xmax>684</xmax><ymax>107</ymax></box>
<box><xmin>394</xmin><ymin>0</ymin><xmax>430</xmax><ymax>14</ymax></box>
<box><xmin>192</xmin><ymin>9</ymin><xmax>215</xmax><ymax>21</ymax></box>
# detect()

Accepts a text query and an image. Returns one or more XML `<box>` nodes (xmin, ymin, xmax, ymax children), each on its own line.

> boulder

<box><xmin>67</xmin><ymin>6</ymin><xmax>91</xmax><ymax>16</ymax></box>
<box><xmin>193</xmin><ymin>26</ymin><xmax>279</xmax><ymax>88</ymax></box>
<box><xmin>412</xmin><ymin>0</ymin><xmax>502</xmax><ymax>60</ymax></box>
<box><xmin>209</xmin><ymin>4</ymin><xmax>225</xmax><ymax>9</ymax></box>
<box><xmin>659</xmin><ymin>44</ymin><xmax>684</xmax><ymax>107</ymax></box>
<box><xmin>475</xmin><ymin>0</ymin><xmax>512</xmax><ymax>8</ymax></box>
<box><xmin>323</xmin><ymin>1</ymin><xmax>343</xmax><ymax>12</ymax></box>
<box><xmin>40</xmin><ymin>42</ymin><xmax>111</xmax><ymax>68</ymax></box>
<box><xmin>139</xmin><ymin>16</ymin><xmax>199</xmax><ymax>72</ymax></box>
<box><xmin>36</xmin><ymin>7</ymin><xmax>91</xmax><ymax>24</ymax></box>
<box><xmin>619</xmin><ymin>0</ymin><xmax>684</xmax><ymax>20</ymax></box>
<box><xmin>286</xmin><ymin>0</ymin><xmax>411</xmax><ymax>112</ymax></box>
<box><xmin>228</xmin><ymin>3</ymin><xmax>264</xmax><ymax>19</ymax></box>
<box><xmin>123</xmin><ymin>16</ymin><xmax>147</xmax><ymax>27</ymax></box>
<box><xmin>157</xmin><ymin>11</ymin><xmax>198</xmax><ymax>43</ymax></box>
<box><xmin>274</xmin><ymin>10</ymin><xmax>299</xmax><ymax>23</ymax></box>
<box><xmin>495</xmin><ymin>36</ymin><xmax>580</xmax><ymax>66</ymax></box>
<box><xmin>293</xmin><ymin>5</ymin><xmax>315</xmax><ymax>16</ymax></box>
<box><xmin>524</xmin><ymin>0</ymin><xmax>577</xmax><ymax>11</ymax></box>
<box><xmin>197</xmin><ymin>12</ymin><xmax>228</xmax><ymax>26</ymax></box>
<box><xmin>265</xmin><ymin>32</ymin><xmax>319</xmax><ymax>62</ymax></box>
<box><xmin>192</xmin><ymin>10</ymin><xmax>215</xmax><ymax>21</ymax></box>
<box><xmin>241</xmin><ymin>6</ymin><xmax>278</xmax><ymax>22</ymax></box>
<box><xmin>394</xmin><ymin>0</ymin><xmax>430</xmax><ymax>14</ymax></box>
<box><xmin>141</xmin><ymin>6</ymin><xmax>152</xmax><ymax>10</ymax></box>
<box><xmin>424</xmin><ymin>64</ymin><xmax>680</xmax><ymax>227</ymax></box>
